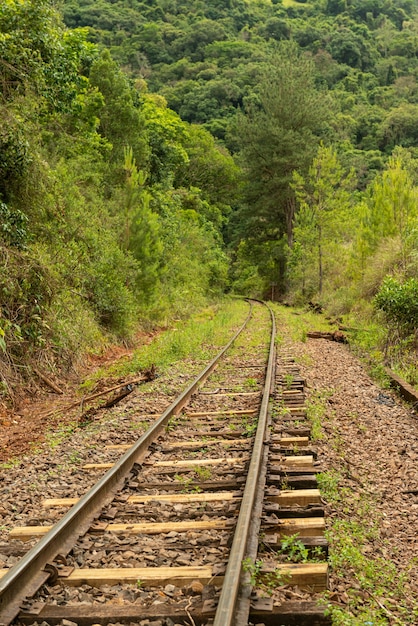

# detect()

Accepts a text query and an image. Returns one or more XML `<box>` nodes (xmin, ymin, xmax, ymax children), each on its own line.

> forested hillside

<box><xmin>0</xmin><ymin>0</ymin><xmax>240</xmax><ymax>393</ymax></box>
<box><xmin>1</xmin><ymin>0</ymin><xmax>418</xmax><ymax>396</ymax></box>
<box><xmin>60</xmin><ymin>0</ymin><xmax>418</xmax><ymax>379</ymax></box>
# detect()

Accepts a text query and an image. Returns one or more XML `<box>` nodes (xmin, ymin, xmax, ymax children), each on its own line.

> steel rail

<box><xmin>213</xmin><ymin>303</ymin><xmax>276</xmax><ymax>626</ymax></box>
<box><xmin>0</xmin><ymin>302</ymin><xmax>253</xmax><ymax>626</ymax></box>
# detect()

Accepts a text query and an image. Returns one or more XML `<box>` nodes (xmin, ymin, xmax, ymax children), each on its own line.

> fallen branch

<box><xmin>307</xmin><ymin>331</ymin><xmax>348</xmax><ymax>344</ymax></box>
<box><xmin>41</xmin><ymin>368</ymin><xmax>156</xmax><ymax>419</ymax></box>
<box><xmin>32</xmin><ymin>367</ymin><xmax>64</xmax><ymax>395</ymax></box>
<box><xmin>79</xmin><ymin>386</ymin><xmax>135</xmax><ymax>425</ymax></box>
<box><xmin>365</xmin><ymin>590</ymin><xmax>404</xmax><ymax>624</ymax></box>
<box><xmin>79</xmin><ymin>378</ymin><xmax>144</xmax><ymax>405</ymax></box>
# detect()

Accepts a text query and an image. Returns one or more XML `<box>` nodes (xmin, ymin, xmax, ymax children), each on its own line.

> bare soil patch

<box><xmin>0</xmin><ymin>331</ymin><xmax>156</xmax><ymax>462</ymax></box>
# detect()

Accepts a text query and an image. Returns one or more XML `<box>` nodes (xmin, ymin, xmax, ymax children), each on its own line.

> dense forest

<box><xmin>1</xmin><ymin>0</ymin><xmax>418</xmax><ymax>394</ymax></box>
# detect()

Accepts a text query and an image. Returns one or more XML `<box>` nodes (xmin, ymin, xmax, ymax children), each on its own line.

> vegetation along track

<box><xmin>0</xmin><ymin>301</ymin><xmax>330</xmax><ymax>626</ymax></box>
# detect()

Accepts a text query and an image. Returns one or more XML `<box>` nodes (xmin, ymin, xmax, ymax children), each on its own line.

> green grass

<box><xmin>273</xmin><ymin>304</ymin><xmax>337</xmax><ymax>343</ymax></box>
<box><xmin>81</xmin><ymin>298</ymin><xmax>249</xmax><ymax>390</ymax></box>
<box><xmin>272</xmin><ymin>301</ymin><xmax>418</xmax><ymax>622</ymax></box>
<box><xmin>44</xmin><ymin>422</ymin><xmax>78</xmax><ymax>450</ymax></box>
<box><xmin>319</xmin><ymin>464</ymin><xmax>418</xmax><ymax>624</ymax></box>
<box><xmin>306</xmin><ymin>387</ymin><xmax>333</xmax><ymax>440</ymax></box>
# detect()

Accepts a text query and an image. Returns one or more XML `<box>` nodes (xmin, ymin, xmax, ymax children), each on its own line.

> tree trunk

<box><xmin>318</xmin><ymin>223</ymin><xmax>323</xmax><ymax>294</ymax></box>
<box><xmin>286</xmin><ymin>195</ymin><xmax>296</xmax><ymax>247</ymax></box>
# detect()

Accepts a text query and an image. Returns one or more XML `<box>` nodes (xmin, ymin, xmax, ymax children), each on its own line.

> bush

<box><xmin>0</xmin><ymin>202</ymin><xmax>29</xmax><ymax>249</ymax></box>
<box><xmin>374</xmin><ymin>275</ymin><xmax>418</xmax><ymax>335</ymax></box>
<box><xmin>0</xmin><ymin>245</ymin><xmax>54</xmax><ymax>359</ymax></box>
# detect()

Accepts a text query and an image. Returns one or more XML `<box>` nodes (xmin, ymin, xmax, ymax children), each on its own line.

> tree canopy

<box><xmin>2</xmin><ymin>0</ymin><xmax>418</xmax><ymax>394</ymax></box>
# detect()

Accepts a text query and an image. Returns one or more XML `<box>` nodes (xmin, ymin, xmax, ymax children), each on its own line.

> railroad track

<box><xmin>0</xmin><ymin>301</ymin><xmax>330</xmax><ymax>626</ymax></box>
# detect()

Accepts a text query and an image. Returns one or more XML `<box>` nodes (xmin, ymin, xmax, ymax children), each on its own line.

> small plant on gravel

<box><xmin>174</xmin><ymin>473</ymin><xmax>193</xmax><ymax>491</ymax></box>
<box><xmin>317</xmin><ymin>470</ymin><xmax>343</xmax><ymax>502</ymax></box>
<box><xmin>0</xmin><ymin>458</ymin><xmax>21</xmax><ymax>469</ymax></box>
<box><xmin>272</xmin><ymin>405</ymin><xmax>291</xmax><ymax>419</ymax></box>
<box><xmin>284</xmin><ymin>373</ymin><xmax>294</xmax><ymax>389</ymax></box>
<box><xmin>325</xmin><ymin>516</ymin><xmax>417</xmax><ymax>625</ymax></box>
<box><xmin>174</xmin><ymin>473</ymin><xmax>202</xmax><ymax>493</ymax></box>
<box><xmin>280</xmin><ymin>476</ymin><xmax>292</xmax><ymax>491</ymax></box>
<box><xmin>243</xmin><ymin>421</ymin><xmax>257</xmax><ymax>437</ymax></box>
<box><xmin>294</xmin><ymin>353</ymin><xmax>314</xmax><ymax>367</ymax></box>
<box><xmin>244</xmin><ymin>377</ymin><xmax>258</xmax><ymax>389</ymax></box>
<box><xmin>44</xmin><ymin>423</ymin><xmax>77</xmax><ymax>450</ymax></box>
<box><xmin>306</xmin><ymin>388</ymin><xmax>334</xmax><ymax>440</ymax></box>
<box><xmin>194</xmin><ymin>466</ymin><xmax>211</xmax><ymax>481</ymax></box>
<box><xmin>278</xmin><ymin>534</ymin><xmax>326</xmax><ymax>563</ymax></box>
<box><xmin>242</xmin><ymin>558</ymin><xmax>291</xmax><ymax>596</ymax></box>
<box><xmin>67</xmin><ymin>451</ymin><xmax>82</xmax><ymax>464</ymax></box>
<box><xmin>278</xmin><ymin>534</ymin><xmax>309</xmax><ymax>562</ymax></box>
<box><xmin>263</xmin><ymin>568</ymin><xmax>291</xmax><ymax>595</ymax></box>
<box><xmin>165</xmin><ymin>416</ymin><xmax>179</xmax><ymax>433</ymax></box>
<box><xmin>131</xmin><ymin>420</ymin><xmax>149</xmax><ymax>431</ymax></box>
<box><xmin>189</xmin><ymin>447</ymin><xmax>208</xmax><ymax>456</ymax></box>
<box><xmin>242</xmin><ymin>557</ymin><xmax>263</xmax><ymax>586</ymax></box>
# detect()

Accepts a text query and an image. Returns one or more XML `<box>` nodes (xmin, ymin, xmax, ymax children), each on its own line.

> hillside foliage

<box><xmin>1</xmin><ymin>0</ymin><xmax>418</xmax><ymax>393</ymax></box>
<box><xmin>0</xmin><ymin>0</ymin><xmax>239</xmax><ymax>392</ymax></box>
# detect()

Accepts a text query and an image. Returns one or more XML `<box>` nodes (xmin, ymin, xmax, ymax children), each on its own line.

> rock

<box><xmin>189</xmin><ymin>580</ymin><xmax>204</xmax><ymax>595</ymax></box>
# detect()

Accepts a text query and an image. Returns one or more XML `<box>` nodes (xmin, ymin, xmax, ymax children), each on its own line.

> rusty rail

<box><xmin>0</xmin><ymin>302</ymin><xmax>253</xmax><ymax>626</ymax></box>
<box><xmin>213</xmin><ymin>303</ymin><xmax>276</xmax><ymax>626</ymax></box>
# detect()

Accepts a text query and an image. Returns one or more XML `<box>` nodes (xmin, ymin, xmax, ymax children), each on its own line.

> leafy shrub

<box><xmin>374</xmin><ymin>276</ymin><xmax>418</xmax><ymax>335</ymax></box>
<box><xmin>0</xmin><ymin>246</ymin><xmax>54</xmax><ymax>358</ymax></box>
<box><xmin>0</xmin><ymin>202</ymin><xmax>29</xmax><ymax>249</ymax></box>
<box><xmin>87</xmin><ymin>245</ymin><xmax>138</xmax><ymax>337</ymax></box>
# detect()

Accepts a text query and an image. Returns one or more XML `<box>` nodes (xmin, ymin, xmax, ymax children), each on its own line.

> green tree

<box><xmin>291</xmin><ymin>144</ymin><xmax>354</xmax><ymax>295</ymax></box>
<box><xmin>141</xmin><ymin>93</ymin><xmax>189</xmax><ymax>186</ymax></box>
<box><xmin>121</xmin><ymin>146</ymin><xmax>162</xmax><ymax>301</ymax></box>
<box><xmin>378</xmin><ymin>103</ymin><xmax>418</xmax><ymax>150</ymax></box>
<box><xmin>233</xmin><ymin>43</ymin><xmax>332</xmax><ymax>286</ymax></box>
<box><xmin>174</xmin><ymin>124</ymin><xmax>241</xmax><ymax>229</ymax></box>
<box><xmin>89</xmin><ymin>50</ymin><xmax>149</xmax><ymax>179</ymax></box>
<box><xmin>362</xmin><ymin>154</ymin><xmax>418</xmax><ymax>263</ymax></box>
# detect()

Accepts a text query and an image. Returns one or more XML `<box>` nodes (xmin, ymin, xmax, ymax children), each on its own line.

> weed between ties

<box><xmin>242</xmin><ymin>557</ymin><xmax>291</xmax><ymax>596</ymax></box>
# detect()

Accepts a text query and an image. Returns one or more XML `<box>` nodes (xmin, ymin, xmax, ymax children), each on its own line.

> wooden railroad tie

<box><xmin>198</xmin><ymin>391</ymin><xmax>261</xmax><ymax>397</ymax></box>
<box><xmin>184</xmin><ymin>409</ymin><xmax>258</xmax><ymax>417</ymax></box>
<box><xmin>42</xmin><ymin>488</ymin><xmax>321</xmax><ymax>509</ymax></box>
<box><xmin>82</xmin><ymin>456</ymin><xmax>249</xmax><ymax>471</ymax></box>
<box><xmin>105</xmin><ymin>438</ymin><xmax>248</xmax><ymax>452</ymax></box>
<box><xmin>9</xmin><ymin>519</ymin><xmax>235</xmax><ymax>541</ymax></box>
<box><xmin>42</xmin><ymin>491</ymin><xmax>242</xmax><ymax>508</ymax></box>
<box><xmin>10</xmin><ymin>513</ymin><xmax>324</xmax><ymax>542</ymax></box>
<box><xmin>17</xmin><ymin>600</ymin><xmax>331</xmax><ymax>625</ymax></box>
<box><xmin>280</xmin><ymin>455</ymin><xmax>314</xmax><ymax>467</ymax></box>
<box><xmin>278</xmin><ymin>436</ymin><xmax>310</xmax><ymax>446</ymax></box>
<box><xmin>55</xmin><ymin>563</ymin><xmax>327</xmax><ymax>590</ymax></box>
<box><xmin>3</xmin><ymin>563</ymin><xmax>327</xmax><ymax>591</ymax></box>
<box><xmin>263</xmin><ymin>517</ymin><xmax>325</xmax><ymax>537</ymax></box>
<box><xmin>268</xmin><ymin>488</ymin><xmax>322</xmax><ymax>507</ymax></box>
